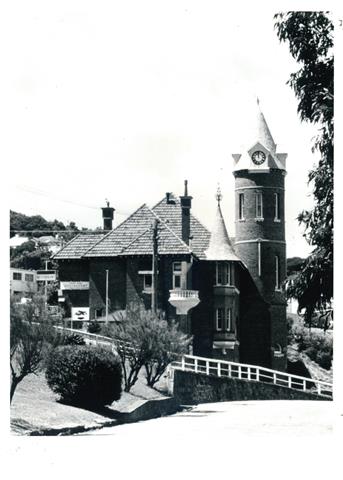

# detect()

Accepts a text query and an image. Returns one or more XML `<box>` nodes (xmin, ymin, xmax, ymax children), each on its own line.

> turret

<box><xmin>232</xmin><ymin>100</ymin><xmax>288</xmax><ymax>370</ymax></box>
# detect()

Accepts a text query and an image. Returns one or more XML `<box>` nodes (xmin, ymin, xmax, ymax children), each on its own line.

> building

<box><xmin>53</xmin><ymin>104</ymin><xmax>288</xmax><ymax>371</ymax></box>
<box><xmin>10</xmin><ymin>268</ymin><xmax>38</xmax><ymax>300</ymax></box>
<box><xmin>9</xmin><ymin>234</ymin><xmax>30</xmax><ymax>248</ymax></box>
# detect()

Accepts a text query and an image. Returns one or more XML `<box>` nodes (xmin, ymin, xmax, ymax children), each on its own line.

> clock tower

<box><xmin>232</xmin><ymin>101</ymin><xmax>288</xmax><ymax>370</ymax></box>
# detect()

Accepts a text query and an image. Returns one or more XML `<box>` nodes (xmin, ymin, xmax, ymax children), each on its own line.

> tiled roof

<box><xmin>152</xmin><ymin>194</ymin><xmax>211</xmax><ymax>259</ymax></box>
<box><xmin>52</xmin><ymin>233</ymin><xmax>106</xmax><ymax>259</ymax></box>
<box><xmin>120</xmin><ymin>223</ymin><xmax>191</xmax><ymax>256</ymax></box>
<box><xmin>85</xmin><ymin>205</ymin><xmax>156</xmax><ymax>257</ymax></box>
<box><xmin>204</xmin><ymin>203</ymin><xmax>240</xmax><ymax>262</ymax></box>
<box><xmin>54</xmin><ymin>193</ymin><xmax>214</xmax><ymax>260</ymax></box>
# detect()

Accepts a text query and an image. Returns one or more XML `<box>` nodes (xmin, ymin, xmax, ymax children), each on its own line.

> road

<box><xmin>79</xmin><ymin>400</ymin><xmax>335</xmax><ymax>437</ymax></box>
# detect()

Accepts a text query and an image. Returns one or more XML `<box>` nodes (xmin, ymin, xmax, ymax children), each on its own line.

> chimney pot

<box><xmin>101</xmin><ymin>201</ymin><xmax>115</xmax><ymax>230</ymax></box>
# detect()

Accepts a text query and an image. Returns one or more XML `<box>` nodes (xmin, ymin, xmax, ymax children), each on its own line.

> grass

<box><xmin>10</xmin><ymin>366</ymin><xmax>169</xmax><ymax>435</ymax></box>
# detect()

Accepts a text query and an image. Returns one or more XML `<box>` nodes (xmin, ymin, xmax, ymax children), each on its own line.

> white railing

<box><xmin>171</xmin><ymin>354</ymin><xmax>333</xmax><ymax>399</ymax></box>
<box><xmin>53</xmin><ymin>325</ymin><xmax>134</xmax><ymax>353</ymax></box>
<box><xmin>169</xmin><ymin>289</ymin><xmax>199</xmax><ymax>299</ymax></box>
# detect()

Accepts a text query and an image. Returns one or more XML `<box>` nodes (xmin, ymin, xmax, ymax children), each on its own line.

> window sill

<box><xmin>143</xmin><ymin>289</ymin><xmax>152</xmax><ymax>294</ymax></box>
<box><xmin>274</xmin><ymin>219</ymin><xmax>281</xmax><ymax>223</ymax></box>
<box><xmin>237</xmin><ymin>218</ymin><xmax>246</xmax><ymax>222</ymax></box>
<box><xmin>275</xmin><ymin>288</ymin><xmax>283</xmax><ymax>292</ymax></box>
<box><xmin>255</xmin><ymin>218</ymin><xmax>264</xmax><ymax>222</ymax></box>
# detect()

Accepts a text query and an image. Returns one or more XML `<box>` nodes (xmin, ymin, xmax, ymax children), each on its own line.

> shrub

<box><xmin>289</xmin><ymin>323</ymin><xmax>333</xmax><ymax>370</ymax></box>
<box><xmin>87</xmin><ymin>321</ymin><xmax>101</xmax><ymax>334</ymax></box>
<box><xmin>45</xmin><ymin>345</ymin><xmax>122</xmax><ymax>408</ymax></box>
<box><xmin>62</xmin><ymin>333</ymin><xmax>86</xmax><ymax>346</ymax></box>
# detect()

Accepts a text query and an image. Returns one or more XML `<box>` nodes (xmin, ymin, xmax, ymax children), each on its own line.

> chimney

<box><xmin>101</xmin><ymin>199</ymin><xmax>115</xmax><ymax>231</ymax></box>
<box><xmin>179</xmin><ymin>180</ymin><xmax>192</xmax><ymax>245</ymax></box>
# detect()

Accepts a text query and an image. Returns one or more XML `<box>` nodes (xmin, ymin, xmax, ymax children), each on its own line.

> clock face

<box><xmin>252</xmin><ymin>150</ymin><xmax>266</xmax><ymax>165</ymax></box>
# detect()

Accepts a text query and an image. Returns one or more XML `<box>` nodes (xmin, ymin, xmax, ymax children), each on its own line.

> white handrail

<box><xmin>171</xmin><ymin>354</ymin><xmax>333</xmax><ymax>399</ymax></box>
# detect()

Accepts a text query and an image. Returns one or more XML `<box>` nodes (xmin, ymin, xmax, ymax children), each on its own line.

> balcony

<box><xmin>168</xmin><ymin>289</ymin><xmax>200</xmax><ymax>315</ymax></box>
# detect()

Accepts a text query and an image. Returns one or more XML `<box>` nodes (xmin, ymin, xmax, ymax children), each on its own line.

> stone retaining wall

<box><xmin>173</xmin><ymin>370</ymin><xmax>327</xmax><ymax>404</ymax></box>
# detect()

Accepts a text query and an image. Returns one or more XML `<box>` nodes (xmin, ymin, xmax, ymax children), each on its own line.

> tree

<box><xmin>144</xmin><ymin>319</ymin><xmax>191</xmax><ymax>388</ymax></box>
<box><xmin>10</xmin><ymin>294</ymin><xmax>55</xmax><ymax>403</ymax></box>
<box><xmin>103</xmin><ymin>304</ymin><xmax>191</xmax><ymax>392</ymax></box>
<box><xmin>274</xmin><ymin>12</ymin><xmax>333</xmax><ymax>326</ymax></box>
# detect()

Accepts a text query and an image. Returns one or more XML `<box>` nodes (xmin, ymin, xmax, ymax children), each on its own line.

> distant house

<box><xmin>53</xmin><ymin>104</ymin><xmax>288</xmax><ymax>371</ymax></box>
<box><xmin>9</xmin><ymin>234</ymin><xmax>30</xmax><ymax>248</ymax></box>
<box><xmin>10</xmin><ymin>268</ymin><xmax>37</xmax><ymax>300</ymax></box>
<box><xmin>33</xmin><ymin>235</ymin><xmax>63</xmax><ymax>254</ymax></box>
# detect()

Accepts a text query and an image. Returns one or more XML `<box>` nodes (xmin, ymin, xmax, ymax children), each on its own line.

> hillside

<box><xmin>10</xmin><ymin>210</ymin><xmax>80</xmax><ymax>238</ymax></box>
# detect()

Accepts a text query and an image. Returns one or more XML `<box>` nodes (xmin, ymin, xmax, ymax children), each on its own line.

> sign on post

<box><xmin>71</xmin><ymin>307</ymin><xmax>90</xmax><ymax>321</ymax></box>
<box><xmin>60</xmin><ymin>281</ymin><xmax>89</xmax><ymax>290</ymax></box>
<box><xmin>36</xmin><ymin>270</ymin><xmax>57</xmax><ymax>281</ymax></box>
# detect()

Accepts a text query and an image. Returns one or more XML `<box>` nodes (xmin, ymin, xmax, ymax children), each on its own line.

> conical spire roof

<box><xmin>254</xmin><ymin>99</ymin><xmax>276</xmax><ymax>153</ymax></box>
<box><xmin>205</xmin><ymin>194</ymin><xmax>240</xmax><ymax>262</ymax></box>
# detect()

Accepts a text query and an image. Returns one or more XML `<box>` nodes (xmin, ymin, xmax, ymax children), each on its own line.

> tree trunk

<box><xmin>10</xmin><ymin>376</ymin><xmax>20</xmax><ymax>404</ymax></box>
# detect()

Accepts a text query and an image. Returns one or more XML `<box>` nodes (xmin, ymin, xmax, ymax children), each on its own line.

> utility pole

<box><xmin>44</xmin><ymin>259</ymin><xmax>49</xmax><ymax>307</ymax></box>
<box><xmin>151</xmin><ymin>219</ymin><xmax>159</xmax><ymax>314</ymax></box>
<box><xmin>105</xmin><ymin>269</ymin><xmax>109</xmax><ymax>324</ymax></box>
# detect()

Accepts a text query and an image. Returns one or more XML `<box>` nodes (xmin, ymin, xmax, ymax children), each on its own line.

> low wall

<box><xmin>118</xmin><ymin>396</ymin><xmax>179</xmax><ymax>423</ymax></box>
<box><xmin>173</xmin><ymin>370</ymin><xmax>327</xmax><ymax>405</ymax></box>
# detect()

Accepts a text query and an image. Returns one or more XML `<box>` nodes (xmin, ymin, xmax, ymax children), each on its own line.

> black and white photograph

<box><xmin>2</xmin><ymin>1</ymin><xmax>341</xmax><ymax>478</ymax></box>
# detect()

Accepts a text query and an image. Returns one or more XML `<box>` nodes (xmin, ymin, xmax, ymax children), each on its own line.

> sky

<box><xmin>2</xmin><ymin>1</ymin><xmax>332</xmax><ymax>258</ymax></box>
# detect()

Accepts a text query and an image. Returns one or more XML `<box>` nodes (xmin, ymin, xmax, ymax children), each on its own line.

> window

<box><xmin>274</xmin><ymin>193</ymin><xmax>280</xmax><ymax>221</ymax></box>
<box><xmin>216</xmin><ymin>308</ymin><xmax>232</xmax><ymax>331</ymax></box>
<box><xmin>173</xmin><ymin>262</ymin><xmax>182</xmax><ymax>289</ymax></box>
<box><xmin>143</xmin><ymin>274</ymin><xmax>152</xmax><ymax>291</ymax></box>
<box><xmin>275</xmin><ymin>255</ymin><xmax>281</xmax><ymax>290</ymax></box>
<box><xmin>255</xmin><ymin>193</ymin><xmax>263</xmax><ymax>219</ymax></box>
<box><xmin>216</xmin><ymin>262</ymin><xmax>232</xmax><ymax>286</ymax></box>
<box><xmin>25</xmin><ymin>274</ymin><xmax>34</xmax><ymax>282</ymax></box>
<box><xmin>138</xmin><ymin>270</ymin><xmax>153</xmax><ymax>292</ymax></box>
<box><xmin>225</xmin><ymin>308</ymin><xmax>232</xmax><ymax>331</ymax></box>
<box><xmin>216</xmin><ymin>308</ymin><xmax>224</xmax><ymax>330</ymax></box>
<box><xmin>13</xmin><ymin>272</ymin><xmax>22</xmax><ymax>280</ymax></box>
<box><xmin>95</xmin><ymin>308</ymin><xmax>103</xmax><ymax>318</ymax></box>
<box><xmin>238</xmin><ymin>193</ymin><xmax>244</xmax><ymax>220</ymax></box>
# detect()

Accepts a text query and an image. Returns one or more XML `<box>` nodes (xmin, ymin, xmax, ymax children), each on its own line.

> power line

<box><xmin>12</xmin><ymin>184</ymin><xmax>132</xmax><ymax>216</ymax></box>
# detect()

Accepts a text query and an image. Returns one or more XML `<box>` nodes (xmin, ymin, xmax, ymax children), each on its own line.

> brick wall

<box><xmin>89</xmin><ymin>258</ymin><xmax>127</xmax><ymax>318</ymax></box>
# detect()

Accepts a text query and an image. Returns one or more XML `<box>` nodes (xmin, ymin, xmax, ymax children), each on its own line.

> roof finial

<box><xmin>257</xmin><ymin>96</ymin><xmax>260</xmax><ymax>106</ymax></box>
<box><xmin>184</xmin><ymin>179</ymin><xmax>188</xmax><ymax>196</ymax></box>
<box><xmin>105</xmin><ymin>198</ymin><xmax>110</xmax><ymax>207</ymax></box>
<box><xmin>215</xmin><ymin>184</ymin><xmax>223</xmax><ymax>206</ymax></box>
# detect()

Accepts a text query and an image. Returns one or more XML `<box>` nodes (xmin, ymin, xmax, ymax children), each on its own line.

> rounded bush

<box><xmin>87</xmin><ymin>321</ymin><xmax>101</xmax><ymax>334</ymax></box>
<box><xmin>45</xmin><ymin>345</ymin><xmax>122</xmax><ymax>408</ymax></box>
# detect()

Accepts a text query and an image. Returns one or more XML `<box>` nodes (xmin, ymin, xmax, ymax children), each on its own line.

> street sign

<box><xmin>60</xmin><ymin>281</ymin><xmax>89</xmax><ymax>290</ymax></box>
<box><xmin>72</xmin><ymin>307</ymin><xmax>90</xmax><ymax>321</ymax></box>
<box><xmin>36</xmin><ymin>270</ymin><xmax>57</xmax><ymax>281</ymax></box>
